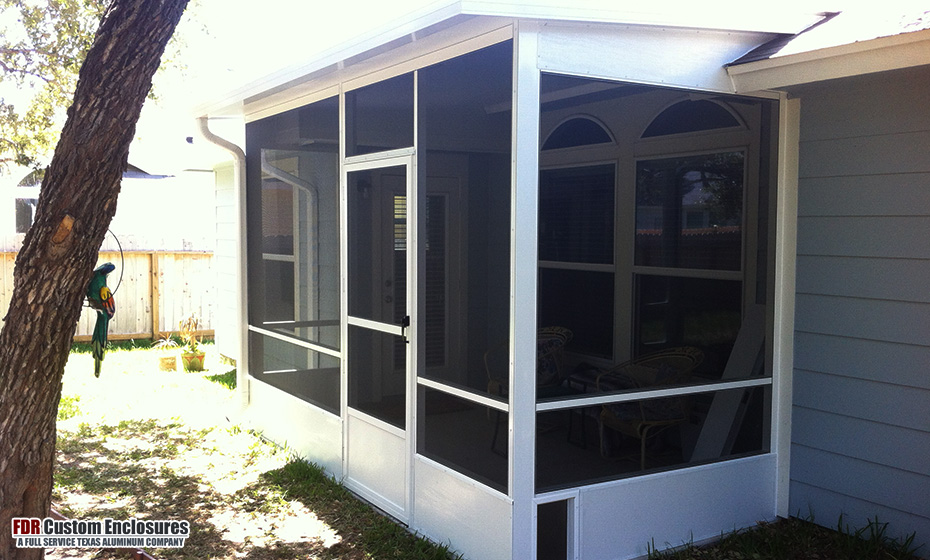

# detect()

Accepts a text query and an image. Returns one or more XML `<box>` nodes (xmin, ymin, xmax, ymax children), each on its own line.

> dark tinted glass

<box><xmin>416</xmin><ymin>41</ymin><xmax>513</xmax><ymax>395</ymax></box>
<box><xmin>539</xmin><ymin>165</ymin><xmax>615</xmax><ymax>264</ymax></box>
<box><xmin>348</xmin><ymin>325</ymin><xmax>406</xmax><ymax>429</ymax></box>
<box><xmin>261</xmin><ymin>175</ymin><xmax>293</xmax><ymax>255</ymax></box>
<box><xmin>535</xmin><ymin>385</ymin><xmax>769</xmax><ymax>491</ymax></box>
<box><xmin>248</xmin><ymin>332</ymin><xmax>340</xmax><ymax>415</ymax></box>
<box><xmin>346</xmin><ymin>73</ymin><xmax>414</xmax><ymax>156</ymax></box>
<box><xmin>635</xmin><ymin>152</ymin><xmax>744</xmax><ymax>271</ymax></box>
<box><xmin>538</xmin><ymin>268</ymin><xmax>614</xmax><ymax>359</ymax></box>
<box><xmin>542</xmin><ymin>118</ymin><xmax>612</xmax><ymax>150</ymax></box>
<box><xmin>418</xmin><ymin>387</ymin><xmax>508</xmax><ymax>492</ymax></box>
<box><xmin>642</xmin><ymin>99</ymin><xmax>740</xmax><ymax>137</ymax></box>
<box><xmin>246</xmin><ymin>96</ymin><xmax>341</xmax><ymax>350</ymax></box>
<box><xmin>635</xmin><ymin>275</ymin><xmax>742</xmax><ymax>377</ymax></box>
<box><xmin>347</xmin><ymin>167</ymin><xmax>407</xmax><ymax>325</ymax></box>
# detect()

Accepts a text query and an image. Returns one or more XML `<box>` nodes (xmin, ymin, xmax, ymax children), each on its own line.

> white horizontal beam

<box><xmin>535</xmin><ymin>377</ymin><xmax>772</xmax><ymax>412</ymax></box>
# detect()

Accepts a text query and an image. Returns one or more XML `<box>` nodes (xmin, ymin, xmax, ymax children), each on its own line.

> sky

<box><xmin>169</xmin><ymin>0</ymin><xmax>440</xmax><ymax>102</ymax></box>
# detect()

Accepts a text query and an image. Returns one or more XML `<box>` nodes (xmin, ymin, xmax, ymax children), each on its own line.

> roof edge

<box><xmin>458</xmin><ymin>0</ymin><xmax>824</xmax><ymax>34</ymax></box>
<box><xmin>727</xmin><ymin>27</ymin><xmax>930</xmax><ymax>92</ymax></box>
<box><xmin>193</xmin><ymin>0</ymin><xmax>827</xmax><ymax>118</ymax></box>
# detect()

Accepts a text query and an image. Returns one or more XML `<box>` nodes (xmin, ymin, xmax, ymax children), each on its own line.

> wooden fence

<box><xmin>0</xmin><ymin>251</ymin><xmax>216</xmax><ymax>342</ymax></box>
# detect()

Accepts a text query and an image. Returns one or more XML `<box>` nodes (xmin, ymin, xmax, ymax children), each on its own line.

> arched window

<box><xmin>641</xmin><ymin>99</ymin><xmax>740</xmax><ymax>138</ymax></box>
<box><xmin>542</xmin><ymin>116</ymin><xmax>613</xmax><ymax>150</ymax></box>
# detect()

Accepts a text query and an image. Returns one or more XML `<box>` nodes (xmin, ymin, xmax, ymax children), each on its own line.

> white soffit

<box><xmin>537</xmin><ymin>23</ymin><xmax>775</xmax><ymax>93</ymax></box>
<box><xmin>195</xmin><ymin>0</ymin><xmax>827</xmax><ymax>118</ymax></box>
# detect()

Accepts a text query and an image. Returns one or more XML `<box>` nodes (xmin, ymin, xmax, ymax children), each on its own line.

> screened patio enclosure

<box><xmin>223</xmin><ymin>9</ymin><xmax>801</xmax><ymax>560</ymax></box>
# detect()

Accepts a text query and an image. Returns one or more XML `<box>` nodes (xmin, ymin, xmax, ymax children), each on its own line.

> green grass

<box><xmin>54</xmin><ymin>344</ymin><xmax>459</xmax><ymax>560</ymax></box>
<box><xmin>69</xmin><ymin>337</ymin><xmax>214</xmax><ymax>354</ymax></box>
<box><xmin>262</xmin><ymin>459</ymin><xmax>461</xmax><ymax>559</ymax></box>
<box><xmin>206</xmin><ymin>368</ymin><xmax>237</xmax><ymax>390</ymax></box>
<box><xmin>70</xmin><ymin>337</ymin><xmax>156</xmax><ymax>354</ymax></box>
<box><xmin>647</xmin><ymin>515</ymin><xmax>923</xmax><ymax>560</ymax></box>
<box><xmin>57</xmin><ymin>394</ymin><xmax>81</xmax><ymax>421</ymax></box>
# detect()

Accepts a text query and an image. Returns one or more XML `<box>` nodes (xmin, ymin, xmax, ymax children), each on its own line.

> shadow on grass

<box><xmin>259</xmin><ymin>459</ymin><xmax>461</xmax><ymax>560</ymax></box>
<box><xmin>55</xmin><ymin>420</ymin><xmax>311</xmax><ymax>559</ymax></box>
<box><xmin>55</xmin><ymin>420</ymin><xmax>233</xmax><ymax>558</ymax></box>
<box><xmin>55</xmin><ymin>419</ymin><xmax>458</xmax><ymax>560</ymax></box>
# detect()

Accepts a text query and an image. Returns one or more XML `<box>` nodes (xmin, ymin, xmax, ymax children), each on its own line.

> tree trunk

<box><xmin>0</xmin><ymin>1</ymin><xmax>189</xmax><ymax>558</ymax></box>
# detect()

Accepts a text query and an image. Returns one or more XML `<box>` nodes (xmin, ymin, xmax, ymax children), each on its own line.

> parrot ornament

<box><xmin>86</xmin><ymin>262</ymin><xmax>116</xmax><ymax>377</ymax></box>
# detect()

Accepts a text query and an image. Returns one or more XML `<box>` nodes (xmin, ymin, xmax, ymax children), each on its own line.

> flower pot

<box><xmin>181</xmin><ymin>352</ymin><xmax>206</xmax><ymax>372</ymax></box>
<box><xmin>158</xmin><ymin>355</ymin><xmax>177</xmax><ymax>371</ymax></box>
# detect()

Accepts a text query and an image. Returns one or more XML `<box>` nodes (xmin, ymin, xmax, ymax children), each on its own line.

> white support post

<box><xmin>772</xmin><ymin>96</ymin><xmax>800</xmax><ymax>518</ymax></box>
<box><xmin>511</xmin><ymin>20</ymin><xmax>541</xmax><ymax>560</ymax></box>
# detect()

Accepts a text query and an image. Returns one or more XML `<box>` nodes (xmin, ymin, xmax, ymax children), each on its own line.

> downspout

<box><xmin>196</xmin><ymin>116</ymin><xmax>250</xmax><ymax>412</ymax></box>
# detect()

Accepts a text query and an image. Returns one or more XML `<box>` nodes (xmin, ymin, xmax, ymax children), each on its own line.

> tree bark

<box><xmin>0</xmin><ymin>1</ymin><xmax>189</xmax><ymax>558</ymax></box>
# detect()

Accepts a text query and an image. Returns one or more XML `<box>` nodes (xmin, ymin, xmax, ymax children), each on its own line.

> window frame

<box><xmin>538</xmin><ymin>159</ymin><xmax>620</xmax><ymax>360</ymax></box>
<box><xmin>535</xmin><ymin>89</ymin><xmax>776</xmax><ymax>487</ymax></box>
<box><xmin>245</xmin><ymin>98</ymin><xmax>344</xmax><ymax>416</ymax></box>
<box><xmin>631</xmin><ymin>145</ymin><xmax>750</xmax><ymax>282</ymax></box>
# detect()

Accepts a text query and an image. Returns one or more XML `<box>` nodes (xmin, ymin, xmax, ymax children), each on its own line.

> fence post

<box><xmin>150</xmin><ymin>251</ymin><xmax>160</xmax><ymax>339</ymax></box>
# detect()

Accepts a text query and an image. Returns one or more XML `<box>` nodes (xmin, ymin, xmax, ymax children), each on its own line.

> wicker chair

<box><xmin>485</xmin><ymin>327</ymin><xmax>573</xmax><ymax>452</ymax></box>
<box><xmin>485</xmin><ymin>326</ymin><xmax>573</xmax><ymax>399</ymax></box>
<box><xmin>595</xmin><ymin>347</ymin><xmax>703</xmax><ymax>468</ymax></box>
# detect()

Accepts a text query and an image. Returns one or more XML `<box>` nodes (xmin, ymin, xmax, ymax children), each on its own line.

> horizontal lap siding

<box><xmin>213</xmin><ymin>163</ymin><xmax>239</xmax><ymax>360</ymax></box>
<box><xmin>794</xmin><ymin>332</ymin><xmax>930</xmax><ymax>390</ymax></box>
<box><xmin>792</xmin><ymin>444</ymin><xmax>930</xmax><ymax>517</ymax></box>
<box><xmin>791</xmin><ymin>67</ymin><xmax>930</xmax><ymax>546</ymax></box>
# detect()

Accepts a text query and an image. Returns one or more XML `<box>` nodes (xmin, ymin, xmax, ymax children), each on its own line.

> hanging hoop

<box><xmin>83</xmin><ymin>229</ymin><xmax>125</xmax><ymax>311</ymax></box>
<box><xmin>107</xmin><ymin>228</ymin><xmax>125</xmax><ymax>295</ymax></box>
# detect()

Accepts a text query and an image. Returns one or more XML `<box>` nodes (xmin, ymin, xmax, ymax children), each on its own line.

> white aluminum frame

<box><xmin>341</xmin><ymin>151</ymin><xmax>418</xmax><ymax>522</ymax></box>
<box><xmin>222</xmin><ymin>11</ymin><xmax>805</xmax><ymax>559</ymax></box>
<box><xmin>771</xmin><ymin>95</ymin><xmax>799</xmax><ymax>517</ymax></box>
<box><xmin>511</xmin><ymin>19</ymin><xmax>541</xmax><ymax>560</ymax></box>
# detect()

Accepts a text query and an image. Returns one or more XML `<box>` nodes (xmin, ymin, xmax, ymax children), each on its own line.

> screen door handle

<box><xmin>399</xmin><ymin>315</ymin><xmax>410</xmax><ymax>343</ymax></box>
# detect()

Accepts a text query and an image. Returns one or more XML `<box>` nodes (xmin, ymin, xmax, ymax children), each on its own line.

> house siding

<box><xmin>213</xmin><ymin>162</ymin><xmax>239</xmax><ymax>361</ymax></box>
<box><xmin>790</xmin><ymin>66</ymin><xmax>930</xmax><ymax>547</ymax></box>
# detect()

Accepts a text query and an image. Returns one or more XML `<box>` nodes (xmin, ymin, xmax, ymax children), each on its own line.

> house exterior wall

<box><xmin>213</xmin><ymin>162</ymin><xmax>239</xmax><ymax>360</ymax></box>
<box><xmin>790</xmin><ymin>65</ymin><xmax>930</xmax><ymax>547</ymax></box>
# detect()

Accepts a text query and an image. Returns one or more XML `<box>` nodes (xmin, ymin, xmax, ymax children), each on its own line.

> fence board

<box><xmin>0</xmin><ymin>251</ymin><xmax>215</xmax><ymax>341</ymax></box>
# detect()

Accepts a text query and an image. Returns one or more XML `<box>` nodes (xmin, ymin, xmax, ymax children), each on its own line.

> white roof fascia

<box><xmin>459</xmin><ymin>0</ymin><xmax>824</xmax><ymax>35</ymax></box>
<box><xmin>727</xmin><ymin>27</ymin><xmax>930</xmax><ymax>93</ymax></box>
<box><xmin>196</xmin><ymin>0</ymin><xmax>827</xmax><ymax>118</ymax></box>
<box><xmin>244</xmin><ymin>17</ymin><xmax>513</xmax><ymax>123</ymax></box>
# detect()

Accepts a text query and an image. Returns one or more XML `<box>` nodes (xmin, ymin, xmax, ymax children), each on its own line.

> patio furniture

<box><xmin>595</xmin><ymin>347</ymin><xmax>703</xmax><ymax>468</ymax></box>
<box><xmin>486</xmin><ymin>327</ymin><xmax>573</xmax><ymax>453</ymax></box>
<box><xmin>485</xmin><ymin>326</ymin><xmax>574</xmax><ymax>398</ymax></box>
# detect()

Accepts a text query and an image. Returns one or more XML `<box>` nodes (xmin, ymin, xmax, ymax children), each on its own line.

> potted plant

<box><xmin>178</xmin><ymin>313</ymin><xmax>206</xmax><ymax>372</ymax></box>
<box><xmin>153</xmin><ymin>334</ymin><xmax>179</xmax><ymax>371</ymax></box>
